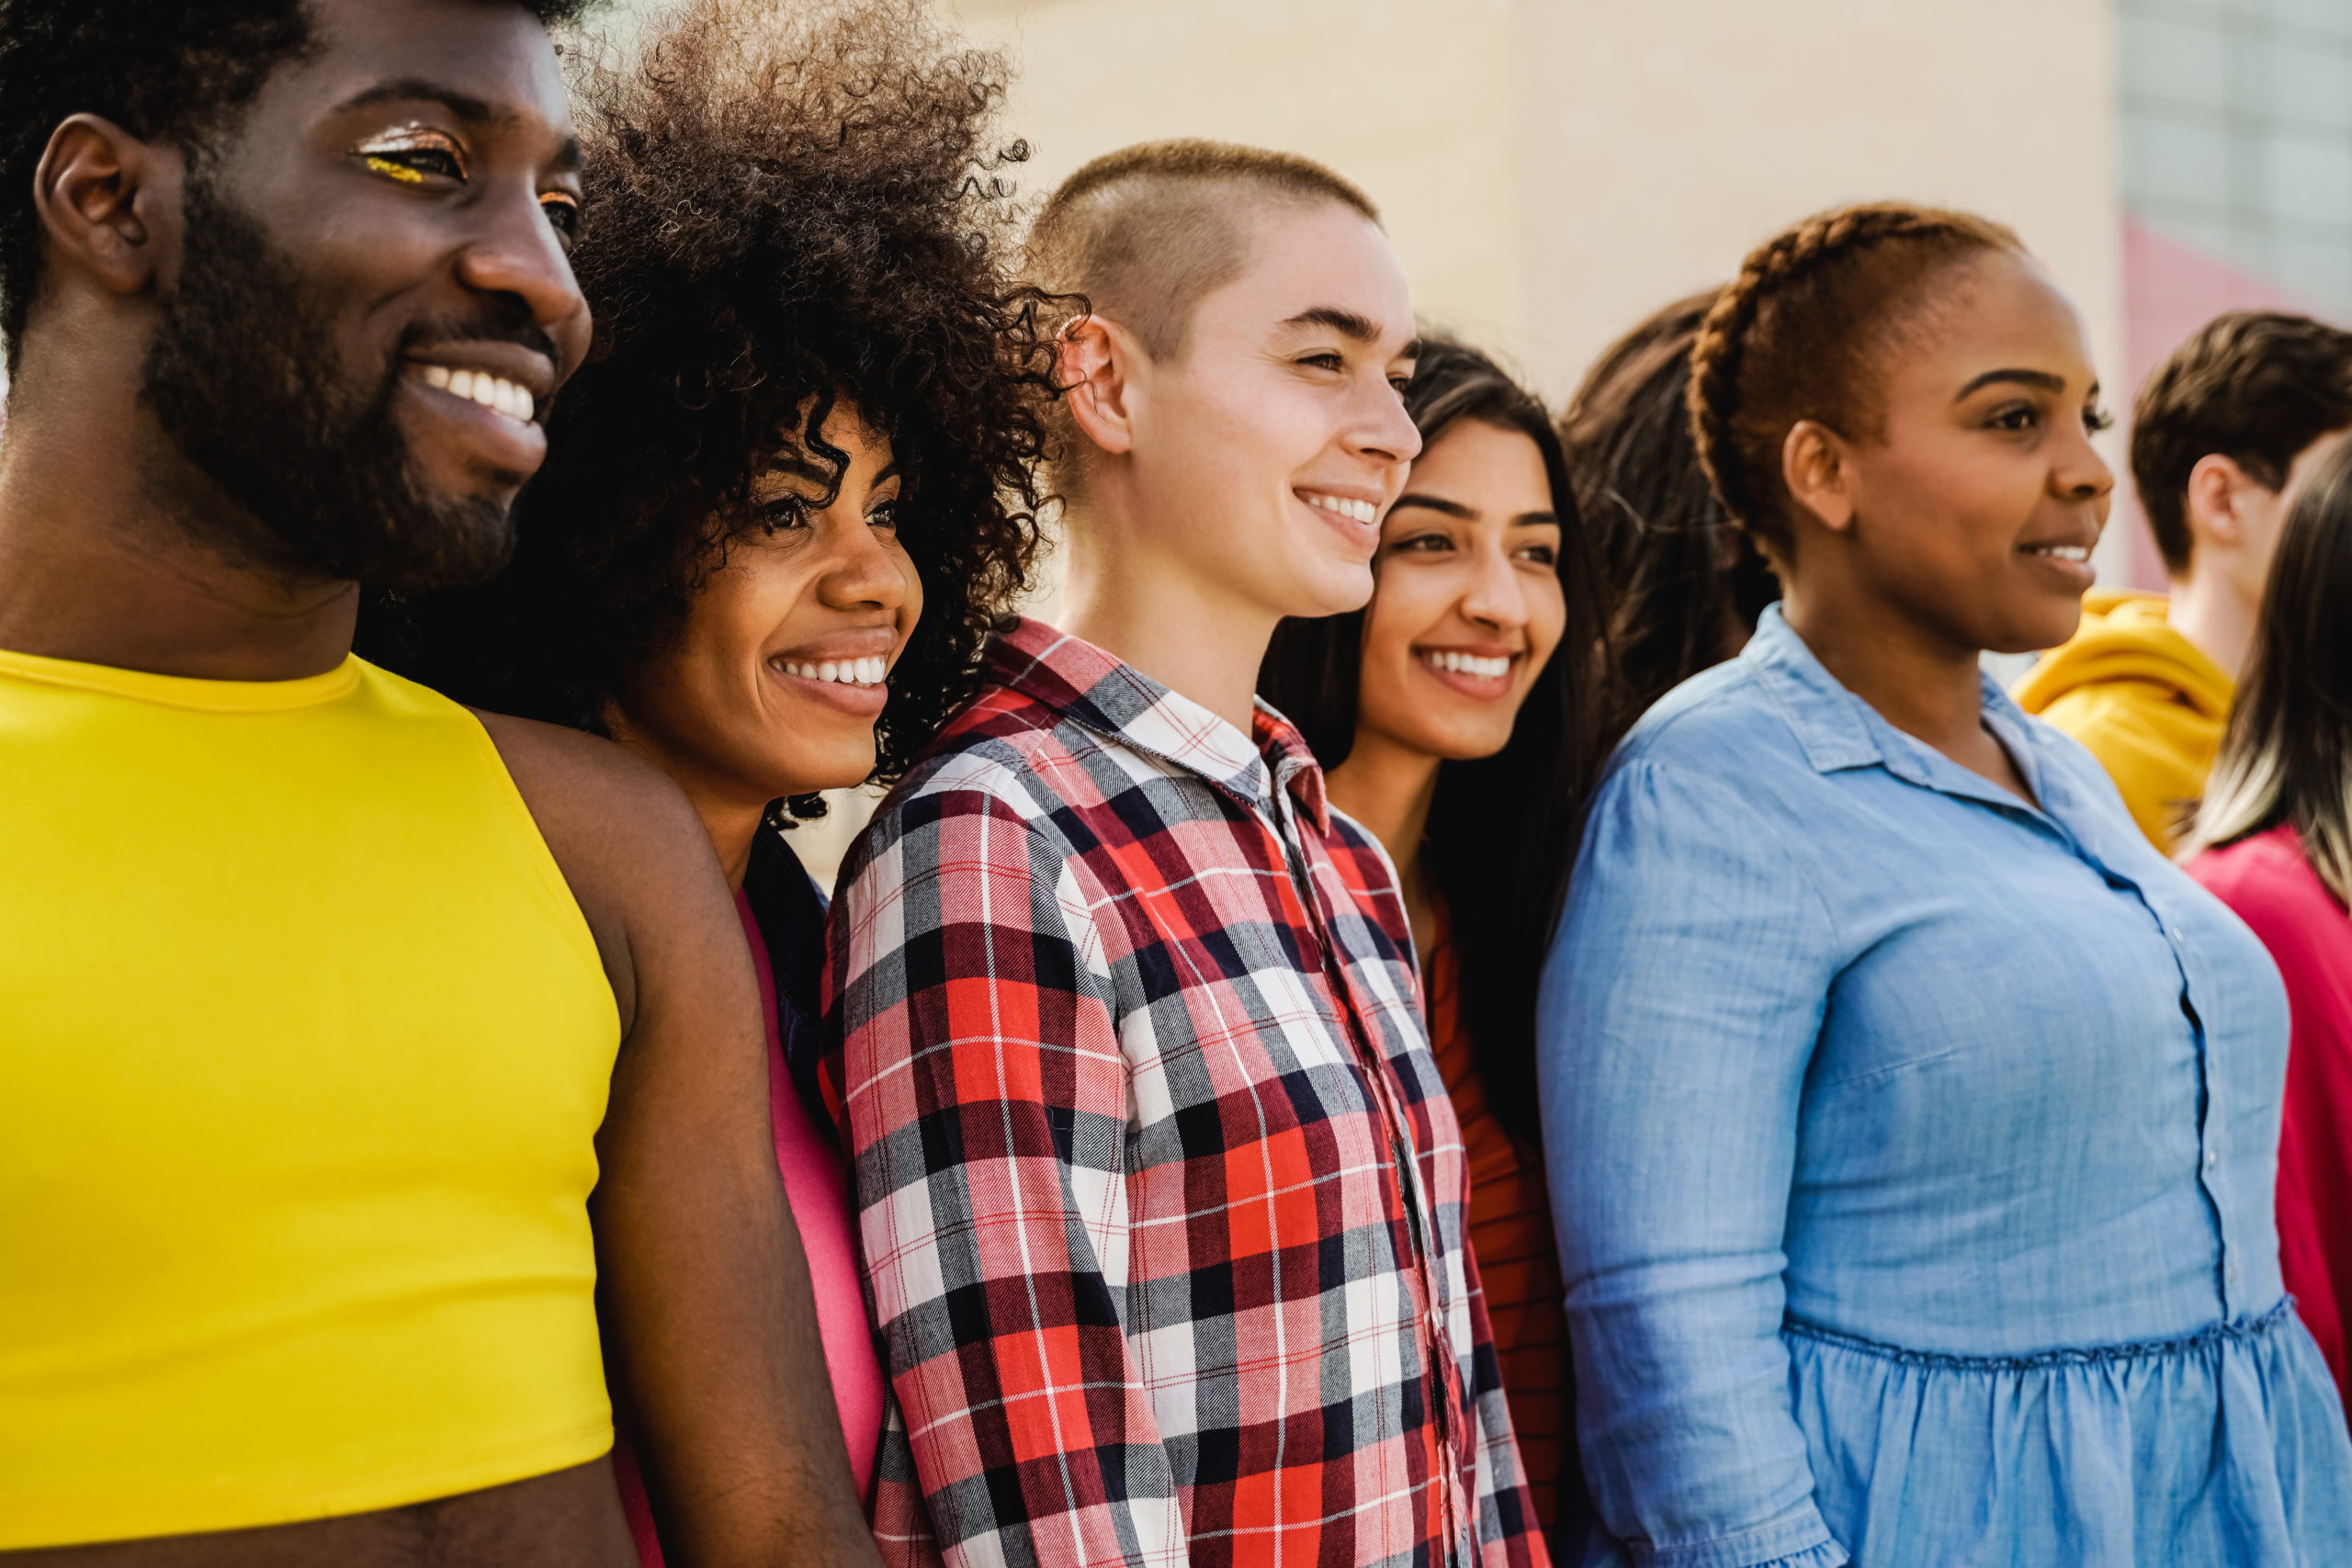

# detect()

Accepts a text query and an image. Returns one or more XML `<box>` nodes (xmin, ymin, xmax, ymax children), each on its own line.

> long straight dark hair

<box><xmin>2182</xmin><ymin>434</ymin><xmax>2352</xmax><ymax>897</ymax></box>
<box><xmin>1258</xmin><ymin>336</ymin><xmax>1606</xmax><ymax>1149</ymax></box>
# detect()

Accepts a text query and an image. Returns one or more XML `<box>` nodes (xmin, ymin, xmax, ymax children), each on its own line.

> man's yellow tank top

<box><xmin>0</xmin><ymin>648</ymin><xmax>621</xmax><ymax>1548</ymax></box>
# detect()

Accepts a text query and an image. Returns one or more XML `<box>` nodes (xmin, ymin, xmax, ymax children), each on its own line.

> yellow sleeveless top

<box><xmin>0</xmin><ymin>649</ymin><xmax>621</xmax><ymax>1548</ymax></box>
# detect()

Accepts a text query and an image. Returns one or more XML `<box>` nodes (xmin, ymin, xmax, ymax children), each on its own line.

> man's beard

<box><xmin>139</xmin><ymin>170</ymin><xmax>536</xmax><ymax>592</ymax></box>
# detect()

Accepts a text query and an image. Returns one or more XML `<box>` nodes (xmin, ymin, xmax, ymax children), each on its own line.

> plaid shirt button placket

<box><xmin>825</xmin><ymin>618</ymin><xmax>1549</xmax><ymax>1568</ymax></box>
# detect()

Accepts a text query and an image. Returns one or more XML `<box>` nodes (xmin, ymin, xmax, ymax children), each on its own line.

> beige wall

<box><xmin>957</xmin><ymin>0</ymin><xmax>2120</xmax><ymax>405</ymax></box>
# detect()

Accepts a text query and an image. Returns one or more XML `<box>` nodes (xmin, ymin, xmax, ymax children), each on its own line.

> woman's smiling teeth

<box><xmin>1422</xmin><ymin>649</ymin><xmax>1512</xmax><ymax>680</ymax></box>
<box><xmin>2026</xmin><ymin>544</ymin><xmax>2092</xmax><ymax>563</ymax></box>
<box><xmin>1303</xmin><ymin>492</ymin><xmax>1379</xmax><ymax>525</ymax></box>
<box><xmin>416</xmin><ymin>364</ymin><xmax>537</xmax><ymax>423</ymax></box>
<box><xmin>778</xmin><ymin>655</ymin><xmax>889</xmax><ymax>686</ymax></box>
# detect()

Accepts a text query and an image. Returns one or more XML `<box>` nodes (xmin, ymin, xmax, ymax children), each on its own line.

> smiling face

<box><xmin>1815</xmin><ymin>249</ymin><xmax>2114</xmax><ymax>654</ymax></box>
<box><xmin>1350</xmin><ymin>420</ymin><xmax>1567</xmax><ymax>765</ymax></box>
<box><xmin>612</xmin><ymin>402</ymin><xmax>922</xmax><ymax>812</ymax></box>
<box><xmin>1121</xmin><ymin>198</ymin><xmax>1421</xmax><ymax>622</ymax></box>
<box><xmin>137</xmin><ymin>0</ymin><xmax>588</xmax><ymax>589</ymax></box>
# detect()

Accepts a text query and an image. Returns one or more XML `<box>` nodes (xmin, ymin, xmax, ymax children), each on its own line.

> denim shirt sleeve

<box><xmin>1540</xmin><ymin>759</ymin><xmax>1849</xmax><ymax>1568</ymax></box>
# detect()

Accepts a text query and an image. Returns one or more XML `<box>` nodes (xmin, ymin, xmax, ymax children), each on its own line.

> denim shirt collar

<box><xmin>1742</xmin><ymin>603</ymin><xmax>2058</xmax><ymax>815</ymax></box>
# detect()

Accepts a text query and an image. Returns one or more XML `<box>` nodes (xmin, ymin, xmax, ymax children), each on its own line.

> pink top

<box><xmin>2188</xmin><ymin>823</ymin><xmax>2352</xmax><ymax>1417</ymax></box>
<box><xmin>616</xmin><ymin>895</ymin><xmax>888</xmax><ymax>1562</ymax></box>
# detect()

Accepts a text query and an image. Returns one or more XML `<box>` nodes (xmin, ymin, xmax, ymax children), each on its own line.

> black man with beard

<box><xmin>0</xmin><ymin>4</ymin><xmax>880</xmax><ymax>1565</ymax></box>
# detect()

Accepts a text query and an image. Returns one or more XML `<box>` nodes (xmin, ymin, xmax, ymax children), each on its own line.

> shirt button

<box><xmin>2226</xmin><ymin>1262</ymin><xmax>2240</xmax><ymax>1283</ymax></box>
<box><xmin>2205</xmin><ymin>1149</ymin><xmax>2219</xmax><ymax>1171</ymax></box>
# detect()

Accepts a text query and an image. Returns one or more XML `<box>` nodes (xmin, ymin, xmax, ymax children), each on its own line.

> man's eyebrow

<box><xmin>1955</xmin><ymin>367</ymin><xmax>2067</xmax><ymax>400</ymax></box>
<box><xmin>1391</xmin><ymin>491</ymin><xmax>1474</xmax><ymax>519</ymax></box>
<box><xmin>1281</xmin><ymin>306</ymin><xmax>1389</xmax><ymax>344</ymax></box>
<box><xmin>334</xmin><ymin>79</ymin><xmax>512</xmax><ymax>129</ymax></box>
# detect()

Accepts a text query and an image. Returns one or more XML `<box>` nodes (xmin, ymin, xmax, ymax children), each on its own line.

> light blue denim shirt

<box><xmin>1539</xmin><ymin>606</ymin><xmax>2352</xmax><ymax>1568</ymax></box>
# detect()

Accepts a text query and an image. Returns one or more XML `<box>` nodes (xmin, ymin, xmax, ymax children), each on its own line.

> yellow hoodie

<box><xmin>2014</xmin><ymin>589</ymin><xmax>2234</xmax><ymax>853</ymax></box>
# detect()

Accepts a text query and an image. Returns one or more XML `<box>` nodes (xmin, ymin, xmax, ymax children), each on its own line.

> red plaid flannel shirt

<box><xmin>822</xmin><ymin>619</ymin><xmax>1547</xmax><ymax>1568</ymax></box>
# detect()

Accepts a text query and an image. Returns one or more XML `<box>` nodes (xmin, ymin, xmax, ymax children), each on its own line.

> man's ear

<box><xmin>2183</xmin><ymin>453</ymin><xmax>2256</xmax><ymax>549</ymax></box>
<box><xmin>32</xmin><ymin>114</ymin><xmax>170</xmax><ymax>300</ymax></box>
<box><xmin>1781</xmin><ymin>418</ymin><xmax>1857</xmax><ymax>534</ymax></box>
<box><xmin>1057</xmin><ymin>312</ymin><xmax>1139</xmax><ymax>458</ymax></box>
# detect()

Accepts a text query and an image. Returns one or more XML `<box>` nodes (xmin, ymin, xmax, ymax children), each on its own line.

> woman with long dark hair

<box><xmin>1559</xmin><ymin>291</ymin><xmax>1779</xmax><ymax>741</ymax></box>
<box><xmin>1543</xmin><ymin>203</ymin><xmax>2352</xmax><ymax>1565</ymax></box>
<box><xmin>363</xmin><ymin>0</ymin><xmax>1056</xmax><ymax>1556</ymax></box>
<box><xmin>2185</xmin><ymin>436</ymin><xmax>2352</xmax><ymax>1420</ymax></box>
<box><xmin>1258</xmin><ymin>335</ymin><xmax>1606</xmax><ymax>1539</ymax></box>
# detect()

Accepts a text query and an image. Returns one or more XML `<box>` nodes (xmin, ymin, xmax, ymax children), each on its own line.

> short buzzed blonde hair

<box><xmin>1029</xmin><ymin>138</ymin><xmax>1381</xmax><ymax>363</ymax></box>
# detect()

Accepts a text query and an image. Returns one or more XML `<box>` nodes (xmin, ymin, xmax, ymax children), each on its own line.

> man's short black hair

<box><xmin>0</xmin><ymin>0</ymin><xmax>591</xmax><ymax>373</ymax></box>
<box><xmin>2132</xmin><ymin>310</ymin><xmax>2352</xmax><ymax>576</ymax></box>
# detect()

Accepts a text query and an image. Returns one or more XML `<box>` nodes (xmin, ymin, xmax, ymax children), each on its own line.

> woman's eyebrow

<box><xmin>1955</xmin><ymin>367</ymin><xmax>2066</xmax><ymax>400</ymax></box>
<box><xmin>1391</xmin><ymin>492</ymin><xmax>1475</xmax><ymax>518</ymax></box>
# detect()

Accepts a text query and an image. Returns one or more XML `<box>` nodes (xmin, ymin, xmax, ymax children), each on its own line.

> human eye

<box><xmin>539</xmin><ymin>191</ymin><xmax>581</xmax><ymax>243</ymax></box>
<box><xmin>758</xmin><ymin>493</ymin><xmax>813</xmax><ymax>531</ymax></box>
<box><xmin>866</xmin><ymin>497</ymin><xmax>901</xmax><ymax>531</ymax></box>
<box><xmin>1389</xmin><ymin>530</ymin><xmax>1453</xmax><ymax>555</ymax></box>
<box><xmin>1985</xmin><ymin>401</ymin><xmax>2041</xmax><ymax>434</ymax></box>
<box><xmin>2083</xmin><ymin>403</ymin><xmax>2115</xmax><ymax>435</ymax></box>
<box><xmin>1516</xmin><ymin>542</ymin><xmax>1558</xmax><ymax>567</ymax></box>
<box><xmin>351</xmin><ymin>125</ymin><xmax>469</xmax><ymax>186</ymax></box>
<box><xmin>1298</xmin><ymin>350</ymin><xmax>1346</xmax><ymax>373</ymax></box>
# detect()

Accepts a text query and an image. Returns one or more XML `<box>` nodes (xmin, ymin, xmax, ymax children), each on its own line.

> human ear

<box><xmin>1057</xmin><ymin>313</ymin><xmax>1137</xmax><ymax>458</ymax></box>
<box><xmin>1781</xmin><ymin>419</ymin><xmax>1856</xmax><ymax>534</ymax></box>
<box><xmin>2183</xmin><ymin>453</ymin><xmax>2253</xmax><ymax>549</ymax></box>
<box><xmin>31</xmin><ymin>115</ymin><xmax>170</xmax><ymax>300</ymax></box>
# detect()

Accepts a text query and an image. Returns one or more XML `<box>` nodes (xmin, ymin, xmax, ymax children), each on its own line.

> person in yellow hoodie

<box><xmin>2019</xmin><ymin>310</ymin><xmax>2352</xmax><ymax>851</ymax></box>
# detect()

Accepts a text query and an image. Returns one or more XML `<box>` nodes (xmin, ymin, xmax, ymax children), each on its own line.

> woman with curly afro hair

<box><xmin>364</xmin><ymin>0</ymin><xmax>1057</xmax><ymax>1553</ymax></box>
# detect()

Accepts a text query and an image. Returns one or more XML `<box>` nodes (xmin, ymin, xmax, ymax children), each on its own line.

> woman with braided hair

<box><xmin>1537</xmin><ymin>203</ymin><xmax>2352</xmax><ymax>1566</ymax></box>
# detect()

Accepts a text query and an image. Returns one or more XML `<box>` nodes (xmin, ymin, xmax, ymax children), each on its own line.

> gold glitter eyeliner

<box><xmin>350</xmin><ymin>125</ymin><xmax>467</xmax><ymax>186</ymax></box>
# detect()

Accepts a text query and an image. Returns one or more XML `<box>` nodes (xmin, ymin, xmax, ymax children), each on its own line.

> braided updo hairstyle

<box><xmin>1686</xmin><ymin>202</ymin><xmax>2024</xmax><ymax>558</ymax></box>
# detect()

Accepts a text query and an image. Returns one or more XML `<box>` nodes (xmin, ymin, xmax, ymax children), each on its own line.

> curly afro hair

<box><xmin>0</xmin><ymin>0</ymin><xmax>590</xmax><ymax>373</ymax></box>
<box><xmin>368</xmin><ymin>0</ymin><xmax>1059</xmax><ymax>808</ymax></box>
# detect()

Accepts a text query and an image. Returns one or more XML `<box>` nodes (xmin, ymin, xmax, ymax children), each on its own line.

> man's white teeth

<box><xmin>1423</xmin><ymin>649</ymin><xmax>1511</xmax><ymax>679</ymax></box>
<box><xmin>2031</xmin><ymin>545</ymin><xmax>2092</xmax><ymax>563</ymax></box>
<box><xmin>418</xmin><ymin>364</ymin><xmax>535</xmax><ymax>422</ymax></box>
<box><xmin>1304</xmin><ymin>492</ymin><xmax>1378</xmax><ymax>525</ymax></box>
<box><xmin>781</xmin><ymin>655</ymin><xmax>888</xmax><ymax>687</ymax></box>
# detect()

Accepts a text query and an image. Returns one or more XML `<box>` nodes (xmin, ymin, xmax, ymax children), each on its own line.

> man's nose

<box><xmin>1351</xmin><ymin>379</ymin><xmax>1422</xmax><ymax>468</ymax></box>
<box><xmin>454</xmin><ymin>186</ymin><xmax>588</xmax><ymax>341</ymax></box>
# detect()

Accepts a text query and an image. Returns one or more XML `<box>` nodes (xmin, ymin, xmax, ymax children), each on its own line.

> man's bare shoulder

<box><xmin>469</xmin><ymin>709</ymin><xmax>713</xmax><ymax>860</ymax></box>
<box><xmin>468</xmin><ymin>710</ymin><xmax>730</xmax><ymax>1031</ymax></box>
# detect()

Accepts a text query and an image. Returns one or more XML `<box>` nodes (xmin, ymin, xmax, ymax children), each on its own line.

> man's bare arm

<box><xmin>481</xmin><ymin>712</ymin><xmax>880</xmax><ymax>1568</ymax></box>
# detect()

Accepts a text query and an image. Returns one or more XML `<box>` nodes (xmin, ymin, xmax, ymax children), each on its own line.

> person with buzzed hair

<box><xmin>822</xmin><ymin>140</ymin><xmax>1549</xmax><ymax>1568</ymax></box>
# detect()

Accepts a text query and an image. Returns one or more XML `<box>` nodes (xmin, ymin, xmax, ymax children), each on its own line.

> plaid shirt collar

<box><xmin>985</xmin><ymin>615</ymin><xmax>1333</xmax><ymax>834</ymax></box>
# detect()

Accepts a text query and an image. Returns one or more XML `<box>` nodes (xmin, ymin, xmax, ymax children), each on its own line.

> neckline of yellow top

<box><xmin>0</xmin><ymin>648</ymin><xmax>365</xmax><ymax>712</ymax></box>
